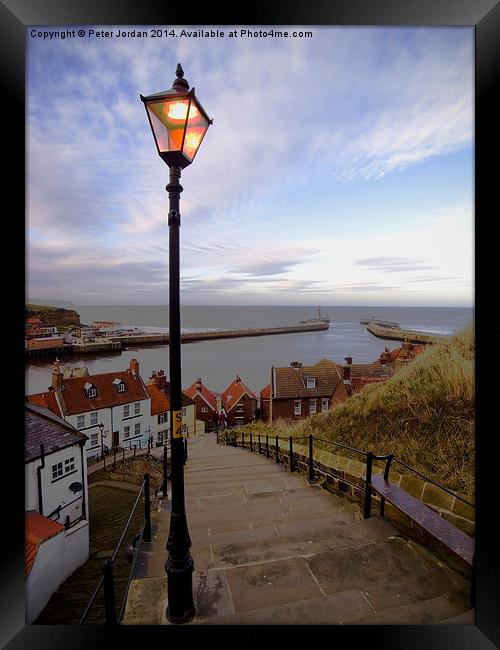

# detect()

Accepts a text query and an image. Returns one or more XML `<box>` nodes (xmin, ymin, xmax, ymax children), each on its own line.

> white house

<box><xmin>25</xmin><ymin>403</ymin><xmax>90</xmax><ymax>623</ymax></box>
<box><xmin>145</xmin><ymin>369</ymin><xmax>198</xmax><ymax>445</ymax></box>
<box><xmin>27</xmin><ymin>359</ymin><xmax>152</xmax><ymax>459</ymax></box>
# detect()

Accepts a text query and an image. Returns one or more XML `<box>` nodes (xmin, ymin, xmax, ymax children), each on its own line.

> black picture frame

<box><xmin>6</xmin><ymin>0</ymin><xmax>499</xmax><ymax>648</ymax></box>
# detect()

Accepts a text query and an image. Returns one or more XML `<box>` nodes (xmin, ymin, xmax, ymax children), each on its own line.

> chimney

<box><xmin>196</xmin><ymin>378</ymin><xmax>202</xmax><ymax>391</ymax></box>
<box><xmin>51</xmin><ymin>359</ymin><xmax>63</xmax><ymax>390</ymax></box>
<box><xmin>290</xmin><ymin>361</ymin><xmax>302</xmax><ymax>369</ymax></box>
<box><xmin>344</xmin><ymin>356</ymin><xmax>352</xmax><ymax>365</ymax></box>
<box><xmin>343</xmin><ymin>364</ymin><xmax>351</xmax><ymax>380</ymax></box>
<box><xmin>130</xmin><ymin>358</ymin><xmax>139</xmax><ymax>377</ymax></box>
<box><xmin>402</xmin><ymin>340</ymin><xmax>412</xmax><ymax>352</ymax></box>
<box><xmin>236</xmin><ymin>375</ymin><xmax>241</xmax><ymax>383</ymax></box>
<box><xmin>155</xmin><ymin>369</ymin><xmax>167</xmax><ymax>389</ymax></box>
<box><xmin>379</xmin><ymin>348</ymin><xmax>390</xmax><ymax>364</ymax></box>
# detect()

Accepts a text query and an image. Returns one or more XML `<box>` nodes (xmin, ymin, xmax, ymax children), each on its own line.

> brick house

<box><xmin>26</xmin><ymin>359</ymin><xmax>151</xmax><ymax>458</ymax></box>
<box><xmin>221</xmin><ymin>375</ymin><xmax>257</xmax><ymax>428</ymax></box>
<box><xmin>378</xmin><ymin>341</ymin><xmax>426</xmax><ymax>365</ymax></box>
<box><xmin>146</xmin><ymin>370</ymin><xmax>197</xmax><ymax>445</ymax></box>
<box><xmin>184</xmin><ymin>378</ymin><xmax>218</xmax><ymax>432</ymax></box>
<box><xmin>260</xmin><ymin>384</ymin><xmax>271</xmax><ymax>421</ymax></box>
<box><xmin>269</xmin><ymin>359</ymin><xmax>344</xmax><ymax>422</ymax></box>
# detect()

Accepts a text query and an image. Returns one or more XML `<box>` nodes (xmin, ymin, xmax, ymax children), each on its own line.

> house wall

<box><xmin>64</xmin><ymin>409</ymin><xmax>113</xmax><ymax>458</ymax></box>
<box><xmin>192</xmin><ymin>394</ymin><xmax>217</xmax><ymax>432</ymax></box>
<box><xmin>25</xmin><ymin>519</ymin><xmax>89</xmax><ymax>624</ymax></box>
<box><xmin>271</xmin><ymin>395</ymin><xmax>332</xmax><ymax>421</ymax></box>
<box><xmin>226</xmin><ymin>394</ymin><xmax>257</xmax><ymax>427</ymax></box>
<box><xmin>25</xmin><ymin>442</ymin><xmax>87</xmax><ymax>526</ymax></box>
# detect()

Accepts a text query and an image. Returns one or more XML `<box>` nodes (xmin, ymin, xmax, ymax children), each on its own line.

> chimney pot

<box><xmin>130</xmin><ymin>358</ymin><xmax>139</xmax><ymax>376</ymax></box>
<box><xmin>344</xmin><ymin>356</ymin><xmax>352</xmax><ymax>365</ymax></box>
<box><xmin>343</xmin><ymin>365</ymin><xmax>351</xmax><ymax>380</ymax></box>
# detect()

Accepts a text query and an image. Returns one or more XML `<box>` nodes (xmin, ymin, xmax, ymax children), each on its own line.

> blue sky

<box><xmin>26</xmin><ymin>26</ymin><xmax>474</xmax><ymax>307</ymax></box>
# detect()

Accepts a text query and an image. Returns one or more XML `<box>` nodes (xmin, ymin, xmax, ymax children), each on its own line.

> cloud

<box><xmin>355</xmin><ymin>257</ymin><xmax>435</xmax><ymax>273</ymax></box>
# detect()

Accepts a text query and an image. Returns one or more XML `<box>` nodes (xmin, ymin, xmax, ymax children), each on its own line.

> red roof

<box><xmin>27</xmin><ymin>317</ymin><xmax>42</xmax><ymax>325</ymax></box>
<box><xmin>25</xmin><ymin>512</ymin><xmax>64</xmax><ymax>577</ymax></box>
<box><xmin>26</xmin><ymin>391</ymin><xmax>62</xmax><ymax>418</ymax></box>
<box><xmin>185</xmin><ymin>380</ymin><xmax>218</xmax><ymax>411</ymax></box>
<box><xmin>260</xmin><ymin>384</ymin><xmax>271</xmax><ymax>400</ymax></box>
<box><xmin>57</xmin><ymin>367</ymin><xmax>149</xmax><ymax>416</ymax></box>
<box><xmin>27</xmin><ymin>337</ymin><xmax>65</xmax><ymax>350</ymax></box>
<box><xmin>351</xmin><ymin>377</ymin><xmax>387</xmax><ymax>393</ymax></box>
<box><xmin>221</xmin><ymin>376</ymin><xmax>257</xmax><ymax>412</ymax></box>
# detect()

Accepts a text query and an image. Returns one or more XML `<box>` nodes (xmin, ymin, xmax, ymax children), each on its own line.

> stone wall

<box><xmin>224</xmin><ymin>432</ymin><xmax>474</xmax><ymax>578</ymax></box>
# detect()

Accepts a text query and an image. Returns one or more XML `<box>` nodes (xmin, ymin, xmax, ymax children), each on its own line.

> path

<box><xmin>122</xmin><ymin>433</ymin><xmax>473</xmax><ymax>625</ymax></box>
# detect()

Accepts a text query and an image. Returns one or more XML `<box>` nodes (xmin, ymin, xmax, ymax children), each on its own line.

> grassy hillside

<box><xmin>245</xmin><ymin>325</ymin><xmax>474</xmax><ymax>496</ymax></box>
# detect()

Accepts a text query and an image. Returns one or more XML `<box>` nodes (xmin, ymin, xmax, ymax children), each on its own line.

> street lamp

<box><xmin>140</xmin><ymin>63</ymin><xmax>212</xmax><ymax>625</ymax></box>
<box><xmin>98</xmin><ymin>422</ymin><xmax>105</xmax><ymax>458</ymax></box>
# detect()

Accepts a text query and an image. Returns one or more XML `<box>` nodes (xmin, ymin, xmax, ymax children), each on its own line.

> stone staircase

<box><xmin>122</xmin><ymin>433</ymin><xmax>473</xmax><ymax>625</ymax></box>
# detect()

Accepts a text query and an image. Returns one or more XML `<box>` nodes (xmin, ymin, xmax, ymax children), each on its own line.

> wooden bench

<box><xmin>369</xmin><ymin>474</ymin><xmax>474</xmax><ymax>569</ymax></box>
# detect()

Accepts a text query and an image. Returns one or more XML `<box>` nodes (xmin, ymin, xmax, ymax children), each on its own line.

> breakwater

<box><xmin>25</xmin><ymin>321</ymin><xmax>330</xmax><ymax>357</ymax></box>
<box><xmin>367</xmin><ymin>323</ymin><xmax>445</xmax><ymax>345</ymax></box>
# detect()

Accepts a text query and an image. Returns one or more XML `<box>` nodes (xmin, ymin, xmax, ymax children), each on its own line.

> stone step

<box><xmin>357</xmin><ymin>592</ymin><xmax>472</xmax><ymax>624</ymax></box>
<box><xmin>210</xmin><ymin>517</ymin><xmax>397</xmax><ymax>569</ymax></box>
<box><xmin>195</xmin><ymin>588</ymin><xmax>375</xmax><ymax>625</ymax></box>
<box><xmin>436</xmin><ymin>609</ymin><xmax>475</xmax><ymax>624</ymax></box>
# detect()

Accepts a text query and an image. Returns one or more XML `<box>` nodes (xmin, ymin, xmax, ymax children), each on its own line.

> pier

<box><xmin>25</xmin><ymin>321</ymin><xmax>330</xmax><ymax>357</ymax></box>
<box><xmin>367</xmin><ymin>323</ymin><xmax>445</xmax><ymax>345</ymax></box>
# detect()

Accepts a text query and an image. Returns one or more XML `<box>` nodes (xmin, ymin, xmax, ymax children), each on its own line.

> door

<box><xmin>113</xmin><ymin>431</ymin><xmax>119</xmax><ymax>448</ymax></box>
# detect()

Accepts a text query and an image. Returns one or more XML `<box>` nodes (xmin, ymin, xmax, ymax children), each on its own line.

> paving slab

<box><xmin>224</xmin><ymin>557</ymin><xmax>322</xmax><ymax>613</ymax></box>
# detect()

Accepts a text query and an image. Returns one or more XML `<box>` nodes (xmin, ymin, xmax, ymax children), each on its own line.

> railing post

<box><xmin>103</xmin><ymin>559</ymin><xmax>117</xmax><ymax>625</ymax></box>
<box><xmin>266</xmin><ymin>434</ymin><xmax>269</xmax><ymax>458</ymax></box>
<box><xmin>380</xmin><ymin>454</ymin><xmax>394</xmax><ymax>516</ymax></box>
<box><xmin>275</xmin><ymin>436</ymin><xmax>279</xmax><ymax>463</ymax></box>
<box><xmin>250</xmin><ymin>433</ymin><xmax>253</xmax><ymax>452</ymax></box>
<box><xmin>103</xmin><ymin>454</ymin><xmax>106</xmax><ymax>470</ymax></box>
<box><xmin>289</xmin><ymin>436</ymin><xmax>294</xmax><ymax>472</ymax></box>
<box><xmin>308</xmin><ymin>435</ymin><xmax>314</xmax><ymax>481</ymax></box>
<box><xmin>113</xmin><ymin>447</ymin><xmax>116</xmax><ymax>466</ymax></box>
<box><xmin>143</xmin><ymin>473</ymin><xmax>152</xmax><ymax>543</ymax></box>
<box><xmin>122</xmin><ymin>448</ymin><xmax>125</xmax><ymax>462</ymax></box>
<box><xmin>161</xmin><ymin>444</ymin><xmax>169</xmax><ymax>498</ymax></box>
<box><xmin>258</xmin><ymin>434</ymin><xmax>261</xmax><ymax>454</ymax></box>
<box><xmin>242</xmin><ymin>432</ymin><xmax>245</xmax><ymax>450</ymax></box>
<box><xmin>184</xmin><ymin>437</ymin><xmax>188</xmax><ymax>464</ymax></box>
<box><xmin>364</xmin><ymin>451</ymin><xmax>374</xmax><ymax>519</ymax></box>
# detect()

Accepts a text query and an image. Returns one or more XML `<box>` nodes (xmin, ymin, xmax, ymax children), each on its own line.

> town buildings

<box><xmin>184</xmin><ymin>378</ymin><xmax>218</xmax><ymax>432</ymax></box>
<box><xmin>27</xmin><ymin>359</ymin><xmax>152</xmax><ymax>458</ymax></box>
<box><xmin>25</xmin><ymin>404</ymin><xmax>89</xmax><ymax>623</ymax></box>
<box><xmin>221</xmin><ymin>375</ymin><xmax>257</xmax><ymax>427</ymax></box>
<box><xmin>146</xmin><ymin>369</ymin><xmax>200</xmax><ymax>445</ymax></box>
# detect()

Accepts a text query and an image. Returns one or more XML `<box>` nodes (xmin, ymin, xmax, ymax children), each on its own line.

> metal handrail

<box><xmin>79</xmin><ymin>476</ymin><xmax>149</xmax><ymax>625</ymax></box>
<box><xmin>118</xmin><ymin>525</ymin><xmax>145</xmax><ymax>623</ymax></box>
<box><xmin>220</xmin><ymin>429</ymin><xmax>474</xmax><ymax>511</ymax></box>
<box><xmin>391</xmin><ymin>457</ymin><xmax>474</xmax><ymax>508</ymax></box>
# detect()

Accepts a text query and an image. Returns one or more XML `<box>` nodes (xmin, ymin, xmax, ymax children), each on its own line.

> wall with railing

<box><xmin>219</xmin><ymin>429</ymin><xmax>474</xmax><ymax>577</ymax></box>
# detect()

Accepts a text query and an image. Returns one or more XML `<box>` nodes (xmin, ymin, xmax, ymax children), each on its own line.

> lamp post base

<box><xmin>165</xmin><ymin>553</ymin><xmax>196</xmax><ymax>624</ymax></box>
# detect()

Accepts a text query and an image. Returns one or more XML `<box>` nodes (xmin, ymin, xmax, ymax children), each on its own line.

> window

<box><xmin>201</xmin><ymin>406</ymin><xmax>208</xmax><ymax>413</ymax></box>
<box><xmin>52</xmin><ymin>462</ymin><xmax>63</xmax><ymax>480</ymax></box>
<box><xmin>90</xmin><ymin>432</ymin><xmax>98</xmax><ymax>447</ymax></box>
<box><xmin>123</xmin><ymin>405</ymin><xmax>130</xmax><ymax>418</ymax></box>
<box><xmin>90</xmin><ymin>412</ymin><xmax>98</xmax><ymax>425</ymax></box>
<box><xmin>294</xmin><ymin>401</ymin><xmax>301</xmax><ymax>416</ymax></box>
<box><xmin>236</xmin><ymin>402</ymin><xmax>244</xmax><ymax>412</ymax></box>
<box><xmin>65</xmin><ymin>457</ymin><xmax>75</xmax><ymax>473</ymax></box>
<box><xmin>135</xmin><ymin>423</ymin><xmax>141</xmax><ymax>436</ymax></box>
<box><xmin>182</xmin><ymin>407</ymin><xmax>187</xmax><ymax>417</ymax></box>
<box><xmin>309</xmin><ymin>399</ymin><xmax>317</xmax><ymax>414</ymax></box>
<box><xmin>84</xmin><ymin>382</ymin><xmax>97</xmax><ymax>398</ymax></box>
<box><xmin>77</xmin><ymin>415</ymin><xmax>85</xmax><ymax>429</ymax></box>
<box><xmin>158</xmin><ymin>413</ymin><xmax>168</xmax><ymax>424</ymax></box>
<box><xmin>124</xmin><ymin>426</ymin><xmax>130</xmax><ymax>439</ymax></box>
<box><xmin>118</xmin><ymin>382</ymin><xmax>125</xmax><ymax>392</ymax></box>
<box><xmin>306</xmin><ymin>377</ymin><xmax>316</xmax><ymax>389</ymax></box>
<box><xmin>182</xmin><ymin>424</ymin><xmax>187</xmax><ymax>434</ymax></box>
<box><xmin>134</xmin><ymin>402</ymin><xmax>140</xmax><ymax>415</ymax></box>
<box><xmin>322</xmin><ymin>398</ymin><xmax>329</xmax><ymax>413</ymax></box>
<box><xmin>88</xmin><ymin>388</ymin><xmax>97</xmax><ymax>397</ymax></box>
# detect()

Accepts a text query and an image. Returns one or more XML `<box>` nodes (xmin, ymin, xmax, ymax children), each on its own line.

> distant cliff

<box><xmin>26</xmin><ymin>304</ymin><xmax>81</xmax><ymax>326</ymax></box>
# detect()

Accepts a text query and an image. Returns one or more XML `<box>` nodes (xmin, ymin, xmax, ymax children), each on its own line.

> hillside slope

<box><xmin>246</xmin><ymin>325</ymin><xmax>474</xmax><ymax>496</ymax></box>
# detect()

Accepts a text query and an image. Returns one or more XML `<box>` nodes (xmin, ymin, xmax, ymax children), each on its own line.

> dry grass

<box><xmin>244</xmin><ymin>325</ymin><xmax>474</xmax><ymax>497</ymax></box>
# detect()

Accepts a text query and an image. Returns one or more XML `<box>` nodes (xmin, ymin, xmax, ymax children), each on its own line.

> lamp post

<box><xmin>98</xmin><ymin>422</ymin><xmax>105</xmax><ymax>459</ymax></box>
<box><xmin>140</xmin><ymin>63</ymin><xmax>212</xmax><ymax>624</ymax></box>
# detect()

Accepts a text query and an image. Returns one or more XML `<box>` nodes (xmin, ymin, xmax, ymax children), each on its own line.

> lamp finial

<box><xmin>172</xmin><ymin>63</ymin><xmax>189</xmax><ymax>90</ymax></box>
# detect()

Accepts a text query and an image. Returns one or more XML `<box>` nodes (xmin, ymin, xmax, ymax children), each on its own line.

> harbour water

<box><xmin>26</xmin><ymin>305</ymin><xmax>473</xmax><ymax>397</ymax></box>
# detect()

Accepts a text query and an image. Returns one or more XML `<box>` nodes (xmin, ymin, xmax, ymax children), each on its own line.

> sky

<box><xmin>26</xmin><ymin>26</ymin><xmax>474</xmax><ymax>307</ymax></box>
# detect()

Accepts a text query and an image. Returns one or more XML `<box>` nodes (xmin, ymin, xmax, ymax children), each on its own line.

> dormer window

<box><xmin>113</xmin><ymin>378</ymin><xmax>125</xmax><ymax>393</ymax></box>
<box><xmin>306</xmin><ymin>377</ymin><xmax>316</xmax><ymax>389</ymax></box>
<box><xmin>84</xmin><ymin>382</ymin><xmax>97</xmax><ymax>398</ymax></box>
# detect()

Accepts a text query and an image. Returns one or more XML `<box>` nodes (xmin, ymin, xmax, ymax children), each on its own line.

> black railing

<box><xmin>219</xmin><ymin>430</ymin><xmax>475</xmax><ymax>516</ymax></box>
<box><xmin>78</xmin><ymin>473</ymin><xmax>153</xmax><ymax>625</ymax></box>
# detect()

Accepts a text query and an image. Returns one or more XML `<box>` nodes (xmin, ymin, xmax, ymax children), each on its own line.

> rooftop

<box><xmin>25</xmin><ymin>404</ymin><xmax>87</xmax><ymax>462</ymax></box>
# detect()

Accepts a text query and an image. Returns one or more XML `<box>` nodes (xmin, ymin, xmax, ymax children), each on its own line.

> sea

<box><xmin>25</xmin><ymin>305</ymin><xmax>473</xmax><ymax>397</ymax></box>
